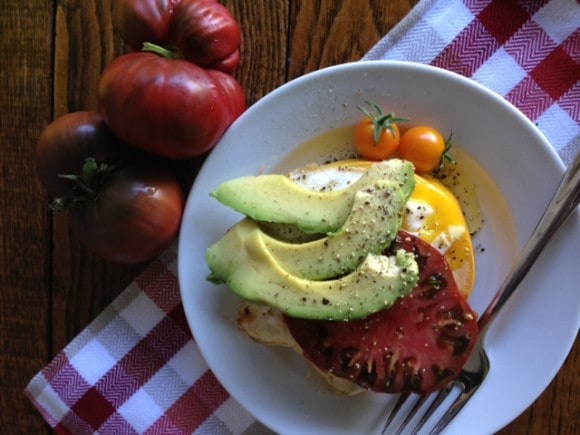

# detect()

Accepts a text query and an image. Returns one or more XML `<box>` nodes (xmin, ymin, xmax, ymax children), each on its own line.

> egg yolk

<box><xmin>402</xmin><ymin>174</ymin><xmax>475</xmax><ymax>296</ymax></box>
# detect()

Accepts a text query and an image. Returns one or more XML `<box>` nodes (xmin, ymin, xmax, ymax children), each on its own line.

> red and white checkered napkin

<box><xmin>364</xmin><ymin>0</ymin><xmax>579</xmax><ymax>166</ymax></box>
<box><xmin>26</xmin><ymin>0</ymin><xmax>579</xmax><ymax>433</ymax></box>
<box><xmin>25</xmin><ymin>248</ymin><xmax>270</xmax><ymax>434</ymax></box>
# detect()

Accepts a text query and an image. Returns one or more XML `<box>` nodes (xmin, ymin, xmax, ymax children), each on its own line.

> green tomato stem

<box><xmin>142</xmin><ymin>42</ymin><xmax>180</xmax><ymax>60</ymax></box>
<box><xmin>434</xmin><ymin>132</ymin><xmax>457</xmax><ymax>176</ymax></box>
<box><xmin>358</xmin><ymin>100</ymin><xmax>409</xmax><ymax>146</ymax></box>
<box><xmin>49</xmin><ymin>158</ymin><xmax>120</xmax><ymax>214</ymax></box>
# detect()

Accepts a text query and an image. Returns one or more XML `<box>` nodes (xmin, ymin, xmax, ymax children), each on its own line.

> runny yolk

<box><xmin>402</xmin><ymin>174</ymin><xmax>475</xmax><ymax>296</ymax></box>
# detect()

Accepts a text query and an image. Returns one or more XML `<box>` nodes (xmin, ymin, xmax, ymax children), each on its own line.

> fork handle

<box><xmin>477</xmin><ymin>152</ymin><xmax>580</xmax><ymax>331</ymax></box>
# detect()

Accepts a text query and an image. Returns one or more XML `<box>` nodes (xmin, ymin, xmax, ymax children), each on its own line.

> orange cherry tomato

<box><xmin>355</xmin><ymin>119</ymin><xmax>401</xmax><ymax>161</ymax></box>
<box><xmin>354</xmin><ymin>101</ymin><xmax>408</xmax><ymax>161</ymax></box>
<box><xmin>399</xmin><ymin>126</ymin><xmax>446</xmax><ymax>173</ymax></box>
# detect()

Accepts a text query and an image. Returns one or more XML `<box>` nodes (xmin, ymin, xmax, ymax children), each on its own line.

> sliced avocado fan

<box><xmin>208</xmin><ymin>233</ymin><xmax>418</xmax><ymax>321</ymax></box>
<box><xmin>210</xmin><ymin>159</ymin><xmax>415</xmax><ymax>234</ymax></box>
<box><xmin>206</xmin><ymin>158</ymin><xmax>420</xmax><ymax>321</ymax></box>
<box><xmin>207</xmin><ymin>180</ymin><xmax>409</xmax><ymax>280</ymax></box>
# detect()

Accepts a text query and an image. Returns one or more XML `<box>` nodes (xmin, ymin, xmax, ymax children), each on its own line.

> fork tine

<box><xmin>429</xmin><ymin>385</ymin><xmax>480</xmax><ymax>434</ymax></box>
<box><xmin>381</xmin><ymin>392</ymin><xmax>410</xmax><ymax>434</ymax></box>
<box><xmin>429</xmin><ymin>349</ymin><xmax>489</xmax><ymax>434</ymax></box>
<box><xmin>410</xmin><ymin>385</ymin><xmax>454</xmax><ymax>434</ymax></box>
<box><xmin>393</xmin><ymin>394</ymin><xmax>429</xmax><ymax>435</ymax></box>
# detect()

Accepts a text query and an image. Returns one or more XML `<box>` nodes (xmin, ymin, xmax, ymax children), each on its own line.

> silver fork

<box><xmin>382</xmin><ymin>152</ymin><xmax>580</xmax><ymax>435</ymax></box>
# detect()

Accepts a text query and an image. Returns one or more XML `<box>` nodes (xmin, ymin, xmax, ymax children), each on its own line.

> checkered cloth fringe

<box><xmin>26</xmin><ymin>0</ymin><xmax>579</xmax><ymax>433</ymax></box>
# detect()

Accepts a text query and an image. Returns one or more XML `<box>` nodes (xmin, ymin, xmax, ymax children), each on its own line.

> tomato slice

<box><xmin>285</xmin><ymin>231</ymin><xmax>479</xmax><ymax>394</ymax></box>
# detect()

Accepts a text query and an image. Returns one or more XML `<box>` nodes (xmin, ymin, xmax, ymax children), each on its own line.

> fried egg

<box><xmin>237</xmin><ymin>158</ymin><xmax>478</xmax><ymax>395</ymax></box>
<box><xmin>287</xmin><ymin>159</ymin><xmax>476</xmax><ymax>296</ymax></box>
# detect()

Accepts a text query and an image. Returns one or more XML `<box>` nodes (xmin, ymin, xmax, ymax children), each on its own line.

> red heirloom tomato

<box><xmin>285</xmin><ymin>232</ymin><xmax>479</xmax><ymax>395</ymax></box>
<box><xmin>35</xmin><ymin>111</ymin><xmax>128</xmax><ymax>197</ymax></box>
<box><xmin>68</xmin><ymin>160</ymin><xmax>184</xmax><ymax>264</ymax></box>
<box><xmin>117</xmin><ymin>0</ymin><xmax>241</xmax><ymax>74</ymax></box>
<box><xmin>98</xmin><ymin>50</ymin><xmax>245</xmax><ymax>159</ymax></box>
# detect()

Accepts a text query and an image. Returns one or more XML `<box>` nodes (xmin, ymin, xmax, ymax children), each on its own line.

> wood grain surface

<box><xmin>0</xmin><ymin>1</ymin><xmax>577</xmax><ymax>433</ymax></box>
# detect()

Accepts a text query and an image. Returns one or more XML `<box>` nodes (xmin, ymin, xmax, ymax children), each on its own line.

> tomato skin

<box><xmin>98</xmin><ymin>52</ymin><xmax>245</xmax><ymax>159</ymax></box>
<box><xmin>69</xmin><ymin>162</ymin><xmax>184</xmax><ymax>264</ymax></box>
<box><xmin>35</xmin><ymin>111</ymin><xmax>184</xmax><ymax>262</ymax></box>
<box><xmin>35</xmin><ymin>111</ymin><xmax>128</xmax><ymax>198</ymax></box>
<box><xmin>116</xmin><ymin>0</ymin><xmax>171</xmax><ymax>47</ymax></box>
<box><xmin>285</xmin><ymin>231</ymin><xmax>479</xmax><ymax>394</ymax></box>
<box><xmin>170</xmin><ymin>0</ymin><xmax>241</xmax><ymax>73</ymax></box>
<box><xmin>355</xmin><ymin>119</ymin><xmax>400</xmax><ymax>161</ymax></box>
<box><xmin>399</xmin><ymin>126</ymin><xmax>446</xmax><ymax>173</ymax></box>
<box><xmin>354</xmin><ymin>102</ymin><xmax>408</xmax><ymax>161</ymax></box>
<box><xmin>117</xmin><ymin>0</ymin><xmax>241</xmax><ymax>74</ymax></box>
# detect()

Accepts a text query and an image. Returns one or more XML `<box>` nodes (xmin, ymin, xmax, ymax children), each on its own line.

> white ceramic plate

<box><xmin>178</xmin><ymin>61</ymin><xmax>579</xmax><ymax>435</ymax></box>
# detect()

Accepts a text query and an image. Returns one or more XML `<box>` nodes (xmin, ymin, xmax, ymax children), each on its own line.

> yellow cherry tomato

<box><xmin>399</xmin><ymin>126</ymin><xmax>446</xmax><ymax>173</ymax></box>
<box><xmin>355</xmin><ymin>119</ymin><xmax>401</xmax><ymax>161</ymax></box>
<box><xmin>354</xmin><ymin>101</ymin><xmax>408</xmax><ymax>161</ymax></box>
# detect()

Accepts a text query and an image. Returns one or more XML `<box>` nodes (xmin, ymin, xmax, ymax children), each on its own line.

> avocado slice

<box><xmin>207</xmin><ymin>225</ymin><xmax>418</xmax><ymax>320</ymax></box>
<box><xmin>208</xmin><ymin>180</ymin><xmax>409</xmax><ymax>280</ymax></box>
<box><xmin>210</xmin><ymin>159</ymin><xmax>415</xmax><ymax>234</ymax></box>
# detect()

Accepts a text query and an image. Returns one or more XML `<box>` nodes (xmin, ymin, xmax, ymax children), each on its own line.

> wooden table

<box><xmin>1</xmin><ymin>1</ymin><xmax>577</xmax><ymax>433</ymax></box>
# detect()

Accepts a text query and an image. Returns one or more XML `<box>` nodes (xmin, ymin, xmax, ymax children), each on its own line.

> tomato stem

<box><xmin>142</xmin><ymin>42</ymin><xmax>180</xmax><ymax>60</ymax></box>
<box><xmin>49</xmin><ymin>158</ymin><xmax>119</xmax><ymax>214</ymax></box>
<box><xmin>438</xmin><ymin>131</ymin><xmax>456</xmax><ymax>171</ymax></box>
<box><xmin>358</xmin><ymin>101</ymin><xmax>409</xmax><ymax>146</ymax></box>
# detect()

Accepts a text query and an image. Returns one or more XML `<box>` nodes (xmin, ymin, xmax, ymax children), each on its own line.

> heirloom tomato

<box><xmin>35</xmin><ymin>112</ymin><xmax>184</xmax><ymax>263</ymax></box>
<box><xmin>117</xmin><ymin>0</ymin><xmax>241</xmax><ymax>74</ymax></box>
<box><xmin>68</xmin><ymin>160</ymin><xmax>184</xmax><ymax>264</ymax></box>
<box><xmin>286</xmin><ymin>232</ymin><xmax>479</xmax><ymax>394</ymax></box>
<box><xmin>98</xmin><ymin>50</ymin><xmax>245</xmax><ymax>159</ymax></box>
<box><xmin>35</xmin><ymin>111</ymin><xmax>128</xmax><ymax>197</ymax></box>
